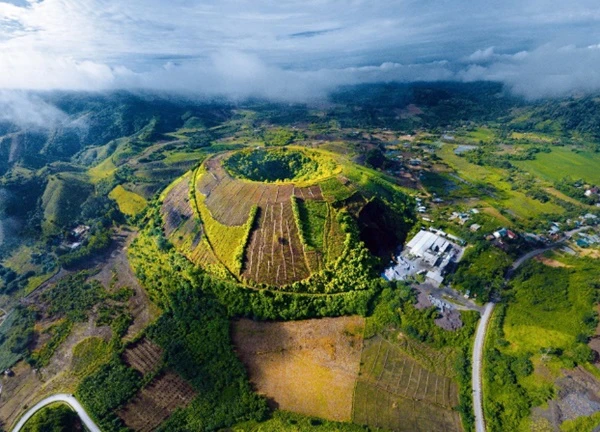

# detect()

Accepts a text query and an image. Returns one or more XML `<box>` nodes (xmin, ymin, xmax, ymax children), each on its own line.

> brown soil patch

<box><xmin>534</xmin><ymin>255</ymin><xmax>571</xmax><ymax>268</ymax></box>
<box><xmin>122</xmin><ymin>338</ymin><xmax>163</xmax><ymax>375</ymax></box>
<box><xmin>117</xmin><ymin>371</ymin><xmax>196</xmax><ymax>432</ymax></box>
<box><xmin>580</xmin><ymin>248</ymin><xmax>600</xmax><ymax>259</ymax></box>
<box><xmin>532</xmin><ymin>366</ymin><xmax>600</xmax><ymax>429</ymax></box>
<box><xmin>232</xmin><ymin>316</ymin><xmax>364</xmax><ymax>422</ymax></box>
<box><xmin>90</xmin><ymin>228</ymin><xmax>158</xmax><ymax>339</ymax></box>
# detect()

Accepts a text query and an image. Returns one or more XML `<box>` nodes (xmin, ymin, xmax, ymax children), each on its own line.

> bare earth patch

<box><xmin>532</xmin><ymin>366</ymin><xmax>600</xmax><ymax>429</ymax></box>
<box><xmin>122</xmin><ymin>338</ymin><xmax>163</xmax><ymax>375</ymax></box>
<box><xmin>117</xmin><ymin>371</ymin><xmax>196</xmax><ymax>432</ymax></box>
<box><xmin>232</xmin><ymin>316</ymin><xmax>364</xmax><ymax>422</ymax></box>
<box><xmin>534</xmin><ymin>255</ymin><xmax>571</xmax><ymax>268</ymax></box>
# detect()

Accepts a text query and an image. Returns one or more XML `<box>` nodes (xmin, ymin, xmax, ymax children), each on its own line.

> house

<box><xmin>470</xmin><ymin>224</ymin><xmax>482</xmax><ymax>232</ymax></box>
<box><xmin>506</xmin><ymin>230</ymin><xmax>518</xmax><ymax>240</ymax></box>
<box><xmin>493</xmin><ymin>228</ymin><xmax>508</xmax><ymax>239</ymax></box>
<box><xmin>584</xmin><ymin>187</ymin><xmax>598</xmax><ymax>197</ymax></box>
<box><xmin>72</xmin><ymin>225</ymin><xmax>90</xmax><ymax>238</ymax></box>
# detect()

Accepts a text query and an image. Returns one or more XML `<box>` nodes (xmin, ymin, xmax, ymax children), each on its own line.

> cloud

<box><xmin>0</xmin><ymin>90</ymin><xmax>67</xmax><ymax>127</ymax></box>
<box><xmin>459</xmin><ymin>44</ymin><xmax>600</xmax><ymax>99</ymax></box>
<box><xmin>0</xmin><ymin>0</ymin><xmax>600</xmax><ymax>100</ymax></box>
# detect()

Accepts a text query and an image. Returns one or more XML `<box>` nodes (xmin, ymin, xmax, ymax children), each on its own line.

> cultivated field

<box><xmin>117</xmin><ymin>371</ymin><xmax>196</xmax><ymax>432</ymax></box>
<box><xmin>353</xmin><ymin>335</ymin><xmax>462</xmax><ymax>432</ymax></box>
<box><xmin>242</xmin><ymin>200</ymin><xmax>310</xmax><ymax>285</ymax></box>
<box><xmin>189</xmin><ymin>153</ymin><xmax>335</xmax><ymax>285</ymax></box>
<box><xmin>232</xmin><ymin>316</ymin><xmax>364</xmax><ymax>422</ymax></box>
<box><xmin>122</xmin><ymin>338</ymin><xmax>163</xmax><ymax>375</ymax></box>
<box><xmin>197</xmin><ymin>154</ymin><xmax>324</xmax><ymax>226</ymax></box>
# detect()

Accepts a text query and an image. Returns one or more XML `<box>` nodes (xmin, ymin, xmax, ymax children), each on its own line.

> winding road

<box><xmin>11</xmin><ymin>394</ymin><xmax>100</xmax><ymax>432</ymax></box>
<box><xmin>472</xmin><ymin>227</ymin><xmax>589</xmax><ymax>431</ymax></box>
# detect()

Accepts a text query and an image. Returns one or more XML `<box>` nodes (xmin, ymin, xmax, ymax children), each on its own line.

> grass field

<box><xmin>109</xmin><ymin>185</ymin><xmax>147</xmax><ymax>216</ymax></box>
<box><xmin>232</xmin><ymin>317</ymin><xmax>364</xmax><ymax>422</ymax></box>
<box><xmin>515</xmin><ymin>147</ymin><xmax>600</xmax><ymax>185</ymax></box>
<box><xmin>88</xmin><ymin>156</ymin><xmax>117</xmax><ymax>183</ymax></box>
<box><xmin>195</xmin><ymin>192</ymin><xmax>251</xmax><ymax>276</ymax></box>
<box><xmin>71</xmin><ymin>337</ymin><xmax>113</xmax><ymax>378</ymax></box>
<box><xmin>464</xmin><ymin>127</ymin><xmax>496</xmax><ymax>143</ymax></box>
<box><xmin>297</xmin><ymin>199</ymin><xmax>327</xmax><ymax>250</ymax></box>
<box><xmin>353</xmin><ymin>335</ymin><xmax>462</xmax><ymax>432</ymax></box>
<box><xmin>438</xmin><ymin>145</ymin><xmax>564</xmax><ymax>220</ymax></box>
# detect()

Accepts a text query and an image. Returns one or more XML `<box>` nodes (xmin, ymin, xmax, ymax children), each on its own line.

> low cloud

<box><xmin>1</xmin><ymin>0</ymin><xmax>600</xmax><ymax>101</ymax></box>
<box><xmin>0</xmin><ymin>90</ymin><xmax>67</xmax><ymax>128</ymax></box>
<box><xmin>460</xmin><ymin>44</ymin><xmax>600</xmax><ymax>99</ymax></box>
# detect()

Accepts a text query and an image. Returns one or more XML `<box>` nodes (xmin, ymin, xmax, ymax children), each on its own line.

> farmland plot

<box><xmin>232</xmin><ymin>317</ymin><xmax>364</xmax><ymax>422</ymax></box>
<box><xmin>117</xmin><ymin>371</ymin><xmax>196</xmax><ymax>432</ymax></box>
<box><xmin>122</xmin><ymin>338</ymin><xmax>163</xmax><ymax>375</ymax></box>
<box><xmin>161</xmin><ymin>174</ymin><xmax>221</xmax><ymax>267</ymax></box>
<box><xmin>160</xmin><ymin>174</ymin><xmax>201</xmax><ymax>247</ymax></box>
<box><xmin>242</xmin><ymin>200</ymin><xmax>310</xmax><ymax>285</ymax></box>
<box><xmin>352</xmin><ymin>336</ymin><xmax>462</xmax><ymax>432</ymax></box>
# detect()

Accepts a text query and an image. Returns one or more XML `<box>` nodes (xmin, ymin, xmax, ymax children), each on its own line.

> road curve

<box><xmin>472</xmin><ymin>302</ymin><xmax>494</xmax><ymax>432</ymax></box>
<box><xmin>11</xmin><ymin>394</ymin><xmax>101</xmax><ymax>432</ymax></box>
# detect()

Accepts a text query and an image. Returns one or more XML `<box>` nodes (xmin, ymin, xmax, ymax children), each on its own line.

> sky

<box><xmin>1</xmin><ymin>0</ymin><xmax>600</xmax><ymax>100</ymax></box>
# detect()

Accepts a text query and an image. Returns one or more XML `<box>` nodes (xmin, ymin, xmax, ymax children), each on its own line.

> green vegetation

<box><xmin>452</xmin><ymin>244</ymin><xmax>512</xmax><ymax>302</ymax></box>
<box><xmin>515</xmin><ymin>146</ymin><xmax>600</xmax><ymax>185</ymax></box>
<box><xmin>561</xmin><ymin>412</ymin><xmax>600</xmax><ymax>432</ymax></box>
<box><xmin>0</xmin><ymin>306</ymin><xmax>36</xmax><ymax>370</ymax></box>
<box><xmin>41</xmin><ymin>174</ymin><xmax>93</xmax><ymax>235</ymax></box>
<box><xmin>361</xmin><ymin>284</ymin><xmax>479</xmax><ymax>431</ymax></box>
<box><xmin>294</xmin><ymin>199</ymin><xmax>327</xmax><ymax>250</ymax></box>
<box><xmin>233</xmin><ymin>205</ymin><xmax>258</xmax><ymax>274</ymax></box>
<box><xmin>29</xmin><ymin>319</ymin><xmax>73</xmax><ymax>368</ymax></box>
<box><xmin>233</xmin><ymin>410</ymin><xmax>372</xmax><ymax>431</ymax></box>
<box><xmin>263</xmin><ymin>127</ymin><xmax>304</xmax><ymax>147</ymax></box>
<box><xmin>71</xmin><ymin>337</ymin><xmax>113</xmax><ymax>377</ymax></box>
<box><xmin>224</xmin><ymin>148</ymin><xmax>321</xmax><ymax>182</ymax></box>
<box><xmin>42</xmin><ymin>272</ymin><xmax>105</xmax><ymax>322</ymax></box>
<box><xmin>58</xmin><ymin>227</ymin><xmax>112</xmax><ymax>269</ymax></box>
<box><xmin>148</xmin><ymin>287</ymin><xmax>268</xmax><ymax>431</ymax></box>
<box><xmin>319</xmin><ymin>177</ymin><xmax>355</xmax><ymax>201</ymax></box>
<box><xmin>21</xmin><ymin>403</ymin><xmax>82</xmax><ymax>432</ymax></box>
<box><xmin>194</xmin><ymin>193</ymin><xmax>252</xmax><ymax>276</ymax></box>
<box><xmin>129</xmin><ymin>221</ymin><xmax>378</xmax><ymax>319</ymax></box>
<box><xmin>77</xmin><ymin>360</ymin><xmax>142</xmax><ymax>431</ymax></box>
<box><xmin>484</xmin><ymin>256</ymin><xmax>600</xmax><ymax>431</ymax></box>
<box><xmin>109</xmin><ymin>185</ymin><xmax>147</xmax><ymax>216</ymax></box>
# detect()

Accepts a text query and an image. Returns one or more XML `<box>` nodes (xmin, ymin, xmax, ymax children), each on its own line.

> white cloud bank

<box><xmin>1</xmin><ymin>0</ymin><xmax>600</xmax><ymax>100</ymax></box>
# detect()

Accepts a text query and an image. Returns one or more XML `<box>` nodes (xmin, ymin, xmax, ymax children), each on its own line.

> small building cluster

<box><xmin>383</xmin><ymin>229</ymin><xmax>464</xmax><ymax>287</ymax></box>
<box><xmin>63</xmin><ymin>224</ymin><xmax>90</xmax><ymax>250</ymax></box>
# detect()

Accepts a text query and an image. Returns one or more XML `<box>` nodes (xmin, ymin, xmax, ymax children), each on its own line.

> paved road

<box><xmin>11</xmin><ymin>394</ymin><xmax>101</xmax><ymax>432</ymax></box>
<box><xmin>471</xmin><ymin>228</ymin><xmax>589</xmax><ymax>431</ymax></box>
<box><xmin>472</xmin><ymin>302</ymin><xmax>494</xmax><ymax>432</ymax></box>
